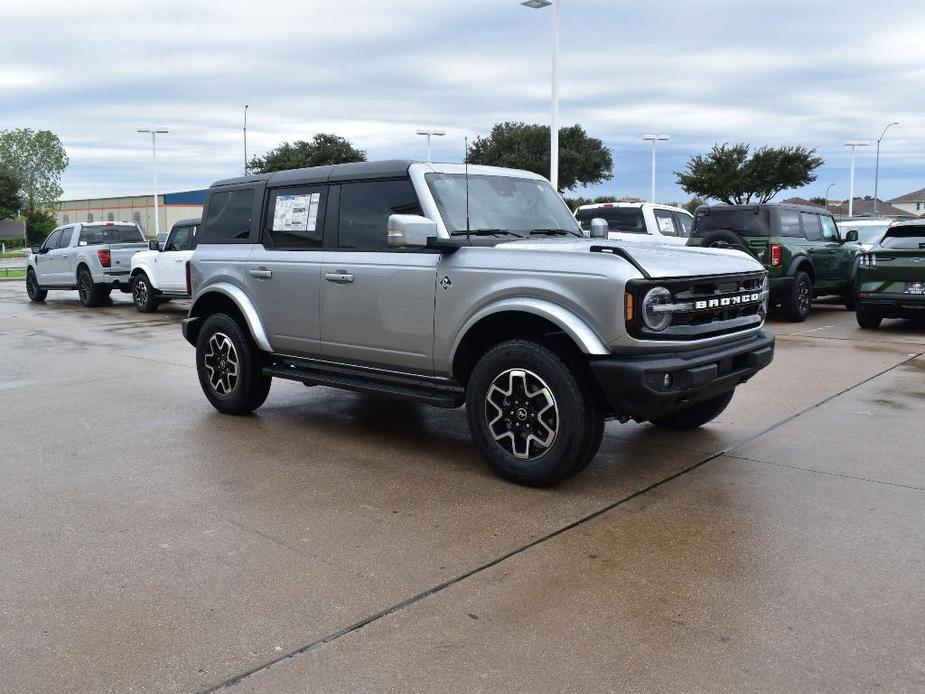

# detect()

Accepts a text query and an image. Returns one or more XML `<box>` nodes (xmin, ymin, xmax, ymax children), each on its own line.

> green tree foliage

<box><xmin>467</xmin><ymin>122</ymin><xmax>613</xmax><ymax>193</ymax></box>
<box><xmin>0</xmin><ymin>168</ymin><xmax>22</xmax><ymax>219</ymax></box>
<box><xmin>683</xmin><ymin>197</ymin><xmax>705</xmax><ymax>214</ymax></box>
<box><xmin>563</xmin><ymin>194</ymin><xmax>620</xmax><ymax>210</ymax></box>
<box><xmin>25</xmin><ymin>209</ymin><xmax>56</xmax><ymax>244</ymax></box>
<box><xmin>676</xmin><ymin>143</ymin><xmax>823</xmax><ymax>205</ymax></box>
<box><xmin>807</xmin><ymin>196</ymin><xmax>827</xmax><ymax>207</ymax></box>
<box><xmin>0</xmin><ymin>128</ymin><xmax>69</xmax><ymax>212</ymax></box>
<box><xmin>249</xmin><ymin>134</ymin><xmax>367</xmax><ymax>173</ymax></box>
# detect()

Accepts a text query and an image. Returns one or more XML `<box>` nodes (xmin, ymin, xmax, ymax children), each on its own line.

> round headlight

<box><xmin>642</xmin><ymin>286</ymin><xmax>673</xmax><ymax>332</ymax></box>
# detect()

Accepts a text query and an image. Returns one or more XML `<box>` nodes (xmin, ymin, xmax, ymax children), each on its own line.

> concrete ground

<box><xmin>1</xmin><ymin>282</ymin><xmax>923</xmax><ymax>694</ymax></box>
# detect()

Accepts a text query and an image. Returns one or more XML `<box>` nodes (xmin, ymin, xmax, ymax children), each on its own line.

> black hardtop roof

<box><xmin>171</xmin><ymin>217</ymin><xmax>201</xmax><ymax>228</ymax></box>
<box><xmin>211</xmin><ymin>160</ymin><xmax>416</xmax><ymax>189</ymax></box>
<box><xmin>696</xmin><ymin>203</ymin><xmax>831</xmax><ymax>215</ymax></box>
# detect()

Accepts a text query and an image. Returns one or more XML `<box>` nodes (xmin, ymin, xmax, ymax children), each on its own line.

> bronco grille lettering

<box><xmin>694</xmin><ymin>293</ymin><xmax>761</xmax><ymax>310</ymax></box>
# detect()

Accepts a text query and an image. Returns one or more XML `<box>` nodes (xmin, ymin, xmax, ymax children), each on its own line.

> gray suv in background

<box><xmin>182</xmin><ymin>161</ymin><xmax>774</xmax><ymax>486</ymax></box>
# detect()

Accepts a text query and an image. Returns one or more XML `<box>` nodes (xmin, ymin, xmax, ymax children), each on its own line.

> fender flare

<box><xmin>449</xmin><ymin>297</ymin><xmax>610</xmax><ymax>365</ymax></box>
<box><xmin>189</xmin><ymin>283</ymin><xmax>272</xmax><ymax>352</ymax></box>
<box><xmin>786</xmin><ymin>254</ymin><xmax>815</xmax><ymax>280</ymax></box>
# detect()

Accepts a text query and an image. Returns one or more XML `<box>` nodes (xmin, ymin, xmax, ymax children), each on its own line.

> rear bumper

<box><xmin>589</xmin><ymin>330</ymin><xmax>775</xmax><ymax>420</ymax></box>
<box><xmin>857</xmin><ymin>292</ymin><xmax>925</xmax><ymax>316</ymax></box>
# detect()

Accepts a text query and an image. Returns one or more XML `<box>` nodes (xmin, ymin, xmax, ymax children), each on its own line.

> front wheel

<box><xmin>781</xmin><ymin>270</ymin><xmax>812</xmax><ymax>322</ymax></box>
<box><xmin>856</xmin><ymin>308</ymin><xmax>883</xmax><ymax>330</ymax></box>
<box><xmin>466</xmin><ymin>340</ymin><xmax>604</xmax><ymax>487</ymax></box>
<box><xmin>132</xmin><ymin>273</ymin><xmax>159</xmax><ymax>313</ymax></box>
<box><xmin>26</xmin><ymin>269</ymin><xmax>47</xmax><ymax>302</ymax></box>
<box><xmin>650</xmin><ymin>390</ymin><xmax>735</xmax><ymax>430</ymax></box>
<box><xmin>196</xmin><ymin>313</ymin><xmax>272</xmax><ymax>415</ymax></box>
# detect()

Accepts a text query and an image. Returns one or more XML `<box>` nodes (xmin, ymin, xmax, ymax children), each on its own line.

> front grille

<box><xmin>628</xmin><ymin>272</ymin><xmax>767</xmax><ymax>340</ymax></box>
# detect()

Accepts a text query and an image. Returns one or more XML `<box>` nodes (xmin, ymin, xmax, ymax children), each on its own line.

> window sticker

<box><xmin>656</xmin><ymin>216</ymin><xmax>675</xmax><ymax>233</ymax></box>
<box><xmin>273</xmin><ymin>193</ymin><xmax>320</xmax><ymax>233</ymax></box>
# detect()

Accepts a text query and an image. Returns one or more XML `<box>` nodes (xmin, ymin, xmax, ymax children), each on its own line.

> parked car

<box><xmin>687</xmin><ymin>203</ymin><xmax>861</xmax><ymax>321</ymax></box>
<box><xmin>574</xmin><ymin>202</ymin><xmax>693</xmax><ymax>245</ymax></box>
<box><xmin>855</xmin><ymin>220</ymin><xmax>925</xmax><ymax>329</ymax></box>
<box><xmin>26</xmin><ymin>222</ymin><xmax>148</xmax><ymax>306</ymax></box>
<box><xmin>129</xmin><ymin>218</ymin><xmax>200</xmax><ymax>312</ymax></box>
<box><xmin>836</xmin><ymin>218</ymin><xmax>893</xmax><ymax>252</ymax></box>
<box><xmin>181</xmin><ymin>161</ymin><xmax>773</xmax><ymax>487</ymax></box>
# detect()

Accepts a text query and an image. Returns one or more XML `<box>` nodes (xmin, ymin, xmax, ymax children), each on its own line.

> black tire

<box><xmin>650</xmin><ymin>389</ymin><xmax>735</xmax><ymax>430</ymax></box>
<box><xmin>131</xmin><ymin>272</ymin><xmax>159</xmax><ymax>313</ymax></box>
<box><xmin>25</xmin><ymin>268</ymin><xmax>47</xmax><ymax>302</ymax></box>
<box><xmin>466</xmin><ymin>340</ymin><xmax>604</xmax><ymax>487</ymax></box>
<box><xmin>700</xmin><ymin>229</ymin><xmax>753</xmax><ymax>257</ymax></box>
<box><xmin>77</xmin><ymin>267</ymin><xmax>104</xmax><ymax>307</ymax></box>
<box><xmin>844</xmin><ymin>284</ymin><xmax>857</xmax><ymax>311</ymax></box>
<box><xmin>781</xmin><ymin>270</ymin><xmax>813</xmax><ymax>322</ymax></box>
<box><xmin>856</xmin><ymin>308</ymin><xmax>883</xmax><ymax>330</ymax></box>
<box><xmin>196</xmin><ymin>313</ymin><xmax>271</xmax><ymax>415</ymax></box>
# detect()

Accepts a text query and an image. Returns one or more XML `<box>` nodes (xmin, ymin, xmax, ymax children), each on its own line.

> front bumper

<box><xmin>589</xmin><ymin>330</ymin><xmax>775</xmax><ymax>420</ymax></box>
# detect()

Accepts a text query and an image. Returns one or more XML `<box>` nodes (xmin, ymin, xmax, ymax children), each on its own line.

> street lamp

<box><xmin>642</xmin><ymin>134</ymin><xmax>670</xmax><ymax>203</ymax></box>
<box><xmin>244</xmin><ymin>105</ymin><xmax>249</xmax><ymax>175</ymax></box>
<box><xmin>873</xmin><ymin>121</ymin><xmax>898</xmax><ymax>216</ymax></box>
<box><xmin>416</xmin><ymin>129</ymin><xmax>446</xmax><ymax>162</ymax></box>
<box><xmin>824</xmin><ymin>183</ymin><xmax>836</xmax><ymax>213</ymax></box>
<box><xmin>521</xmin><ymin>0</ymin><xmax>559</xmax><ymax>191</ymax></box>
<box><xmin>843</xmin><ymin>140</ymin><xmax>869</xmax><ymax>217</ymax></box>
<box><xmin>137</xmin><ymin>128</ymin><xmax>169</xmax><ymax>238</ymax></box>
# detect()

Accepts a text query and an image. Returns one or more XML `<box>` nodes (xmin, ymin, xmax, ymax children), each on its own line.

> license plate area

<box><xmin>904</xmin><ymin>282</ymin><xmax>925</xmax><ymax>295</ymax></box>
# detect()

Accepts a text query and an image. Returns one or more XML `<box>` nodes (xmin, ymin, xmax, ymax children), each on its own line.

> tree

<box><xmin>249</xmin><ymin>134</ymin><xmax>367</xmax><ymax>173</ymax></box>
<box><xmin>467</xmin><ymin>122</ymin><xmax>613</xmax><ymax>192</ymax></box>
<box><xmin>0</xmin><ymin>128</ymin><xmax>69</xmax><ymax>212</ymax></box>
<box><xmin>25</xmin><ymin>209</ymin><xmax>56</xmax><ymax>245</ymax></box>
<box><xmin>675</xmin><ymin>143</ymin><xmax>823</xmax><ymax>205</ymax></box>
<box><xmin>683</xmin><ymin>197</ymin><xmax>705</xmax><ymax>214</ymax></box>
<box><xmin>0</xmin><ymin>168</ymin><xmax>21</xmax><ymax>219</ymax></box>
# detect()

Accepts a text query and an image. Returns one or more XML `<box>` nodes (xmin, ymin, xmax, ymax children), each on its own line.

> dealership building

<box><xmin>52</xmin><ymin>190</ymin><xmax>206</xmax><ymax>238</ymax></box>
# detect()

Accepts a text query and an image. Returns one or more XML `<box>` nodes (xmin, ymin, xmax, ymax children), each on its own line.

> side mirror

<box><xmin>31</xmin><ymin>245</ymin><xmax>43</xmax><ymax>254</ymax></box>
<box><xmin>148</xmin><ymin>239</ymin><xmax>160</xmax><ymax>251</ymax></box>
<box><xmin>387</xmin><ymin>214</ymin><xmax>438</xmax><ymax>248</ymax></box>
<box><xmin>590</xmin><ymin>218</ymin><xmax>608</xmax><ymax>239</ymax></box>
<box><xmin>845</xmin><ymin>230</ymin><xmax>858</xmax><ymax>242</ymax></box>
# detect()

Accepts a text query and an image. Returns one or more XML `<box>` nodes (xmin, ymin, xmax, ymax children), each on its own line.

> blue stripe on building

<box><xmin>163</xmin><ymin>190</ymin><xmax>208</xmax><ymax>205</ymax></box>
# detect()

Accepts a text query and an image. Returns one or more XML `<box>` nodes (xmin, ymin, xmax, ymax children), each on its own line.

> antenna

<box><xmin>464</xmin><ymin>137</ymin><xmax>471</xmax><ymax>239</ymax></box>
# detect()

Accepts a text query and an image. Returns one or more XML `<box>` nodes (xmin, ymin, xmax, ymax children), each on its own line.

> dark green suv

<box><xmin>687</xmin><ymin>204</ymin><xmax>861</xmax><ymax>321</ymax></box>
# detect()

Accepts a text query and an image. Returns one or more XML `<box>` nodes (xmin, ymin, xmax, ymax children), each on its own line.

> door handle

<box><xmin>248</xmin><ymin>268</ymin><xmax>272</xmax><ymax>279</ymax></box>
<box><xmin>324</xmin><ymin>272</ymin><xmax>354</xmax><ymax>283</ymax></box>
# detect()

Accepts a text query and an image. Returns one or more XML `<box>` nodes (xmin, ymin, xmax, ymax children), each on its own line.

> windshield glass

<box><xmin>841</xmin><ymin>223</ymin><xmax>890</xmax><ymax>245</ymax></box>
<box><xmin>425</xmin><ymin>173</ymin><xmax>579</xmax><ymax>235</ymax></box>
<box><xmin>78</xmin><ymin>225</ymin><xmax>144</xmax><ymax>245</ymax></box>
<box><xmin>880</xmin><ymin>227</ymin><xmax>925</xmax><ymax>250</ymax></box>
<box><xmin>575</xmin><ymin>207</ymin><xmax>645</xmax><ymax>233</ymax></box>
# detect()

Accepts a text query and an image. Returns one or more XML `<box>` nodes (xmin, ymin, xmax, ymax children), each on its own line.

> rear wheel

<box><xmin>196</xmin><ymin>313</ymin><xmax>272</xmax><ymax>415</ymax></box>
<box><xmin>466</xmin><ymin>340</ymin><xmax>603</xmax><ymax>487</ymax></box>
<box><xmin>132</xmin><ymin>272</ymin><xmax>159</xmax><ymax>313</ymax></box>
<box><xmin>781</xmin><ymin>270</ymin><xmax>812</xmax><ymax>322</ymax></box>
<box><xmin>25</xmin><ymin>268</ymin><xmax>47</xmax><ymax>302</ymax></box>
<box><xmin>856</xmin><ymin>308</ymin><xmax>883</xmax><ymax>330</ymax></box>
<box><xmin>77</xmin><ymin>267</ymin><xmax>104</xmax><ymax>307</ymax></box>
<box><xmin>650</xmin><ymin>390</ymin><xmax>735</xmax><ymax>430</ymax></box>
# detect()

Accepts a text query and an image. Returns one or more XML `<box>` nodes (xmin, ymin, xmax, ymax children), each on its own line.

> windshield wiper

<box><xmin>450</xmin><ymin>229</ymin><xmax>524</xmax><ymax>238</ymax></box>
<box><xmin>529</xmin><ymin>228</ymin><xmax>582</xmax><ymax>237</ymax></box>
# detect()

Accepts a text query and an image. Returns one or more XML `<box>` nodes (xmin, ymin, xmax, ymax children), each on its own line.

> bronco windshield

<box><xmin>425</xmin><ymin>173</ymin><xmax>580</xmax><ymax>236</ymax></box>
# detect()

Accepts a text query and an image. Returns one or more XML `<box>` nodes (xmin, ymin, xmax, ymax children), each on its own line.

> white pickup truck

<box><xmin>26</xmin><ymin>222</ymin><xmax>148</xmax><ymax>306</ymax></box>
<box><xmin>129</xmin><ymin>218</ymin><xmax>199</xmax><ymax>312</ymax></box>
<box><xmin>575</xmin><ymin>202</ymin><xmax>694</xmax><ymax>245</ymax></box>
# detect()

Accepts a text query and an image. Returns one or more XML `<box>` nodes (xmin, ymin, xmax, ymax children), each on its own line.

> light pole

<box><xmin>521</xmin><ymin>0</ymin><xmax>559</xmax><ymax>191</ymax></box>
<box><xmin>824</xmin><ymin>183</ymin><xmax>836</xmax><ymax>213</ymax></box>
<box><xmin>416</xmin><ymin>129</ymin><xmax>446</xmax><ymax>162</ymax></box>
<box><xmin>137</xmin><ymin>128</ymin><xmax>168</xmax><ymax>238</ymax></box>
<box><xmin>844</xmin><ymin>140</ymin><xmax>869</xmax><ymax>217</ymax></box>
<box><xmin>873</xmin><ymin>121</ymin><xmax>898</xmax><ymax>216</ymax></box>
<box><xmin>244</xmin><ymin>105</ymin><xmax>249</xmax><ymax>175</ymax></box>
<box><xmin>642</xmin><ymin>134</ymin><xmax>670</xmax><ymax>203</ymax></box>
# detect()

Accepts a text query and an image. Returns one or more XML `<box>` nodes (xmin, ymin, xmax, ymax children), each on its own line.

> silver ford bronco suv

<box><xmin>182</xmin><ymin>161</ymin><xmax>774</xmax><ymax>486</ymax></box>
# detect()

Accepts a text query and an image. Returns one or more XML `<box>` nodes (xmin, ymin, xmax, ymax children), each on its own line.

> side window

<box><xmin>653</xmin><ymin>209</ymin><xmax>679</xmax><ymax>236</ymax></box>
<box><xmin>778</xmin><ymin>210</ymin><xmax>803</xmax><ymax>238</ymax></box>
<box><xmin>43</xmin><ymin>229</ymin><xmax>62</xmax><ymax>250</ymax></box>
<box><xmin>264</xmin><ymin>186</ymin><xmax>326</xmax><ymax>249</ymax></box>
<box><xmin>675</xmin><ymin>212</ymin><xmax>693</xmax><ymax>237</ymax></box>
<box><xmin>801</xmin><ymin>213</ymin><xmax>822</xmax><ymax>241</ymax></box>
<box><xmin>166</xmin><ymin>226</ymin><xmax>191</xmax><ymax>251</ymax></box>
<box><xmin>820</xmin><ymin>216</ymin><xmax>839</xmax><ymax>241</ymax></box>
<box><xmin>200</xmin><ymin>189</ymin><xmax>255</xmax><ymax>243</ymax></box>
<box><xmin>57</xmin><ymin>227</ymin><xmax>73</xmax><ymax>248</ymax></box>
<box><xmin>337</xmin><ymin>179</ymin><xmax>422</xmax><ymax>250</ymax></box>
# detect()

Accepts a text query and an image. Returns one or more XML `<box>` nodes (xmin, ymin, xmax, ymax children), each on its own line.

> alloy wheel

<box><xmin>78</xmin><ymin>274</ymin><xmax>91</xmax><ymax>304</ymax></box>
<box><xmin>133</xmin><ymin>278</ymin><xmax>148</xmax><ymax>308</ymax></box>
<box><xmin>203</xmin><ymin>332</ymin><xmax>240</xmax><ymax>396</ymax></box>
<box><xmin>797</xmin><ymin>278</ymin><xmax>811</xmax><ymax>314</ymax></box>
<box><xmin>485</xmin><ymin>368</ymin><xmax>558</xmax><ymax>460</ymax></box>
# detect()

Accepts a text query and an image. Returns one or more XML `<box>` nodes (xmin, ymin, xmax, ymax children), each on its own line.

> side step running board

<box><xmin>263</xmin><ymin>363</ymin><xmax>464</xmax><ymax>409</ymax></box>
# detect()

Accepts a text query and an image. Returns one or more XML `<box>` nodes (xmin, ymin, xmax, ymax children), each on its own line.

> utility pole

<box><xmin>844</xmin><ymin>141</ymin><xmax>869</xmax><ymax>217</ymax></box>
<box><xmin>873</xmin><ymin>122</ymin><xmax>898</xmax><ymax>216</ymax></box>
<box><xmin>137</xmin><ymin>128</ymin><xmax>168</xmax><ymax>238</ymax></box>
<box><xmin>244</xmin><ymin>105</ymin><xmax>249</xmax><ymax>175</ymax></box>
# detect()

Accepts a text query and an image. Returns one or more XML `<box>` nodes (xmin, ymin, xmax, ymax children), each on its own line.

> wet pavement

<box><xmin>1</xmin><ymin>282</ymin><xmax>923</xmax><ymax>693</ymax></box>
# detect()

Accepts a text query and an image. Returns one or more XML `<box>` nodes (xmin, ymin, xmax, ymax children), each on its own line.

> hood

<box><xmin>494</xmin><ymin>237</ymin><xmax>764</xmax><ymax>279</ymax></box>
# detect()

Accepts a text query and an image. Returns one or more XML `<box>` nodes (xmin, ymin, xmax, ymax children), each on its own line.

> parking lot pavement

<box><xmin>1</xmin><ymin>282</ymin><xmax>923</xmax><ymax>693</ymax></box>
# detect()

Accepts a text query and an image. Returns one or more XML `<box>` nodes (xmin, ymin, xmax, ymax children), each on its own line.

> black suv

<box><xmin>687</xmin><ymin>204</ymin><xmax>861</xmax><ymax>321</ymax></box>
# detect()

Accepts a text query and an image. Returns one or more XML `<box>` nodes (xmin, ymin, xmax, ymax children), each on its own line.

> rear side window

<box><xmin>653</xmin><ymin>209</ymin><xmax>679</xmax><ymax>236</ymax></box>
<box><xmin>880</xmin><ymin>227</ymin><xmax>925</xmax><ymax>250</ymax></box>
<box><xmin>201</xmin><ymin>189</ymin><xmax>255</xmax><ymax>243</ymax></box>
<box><xmin>78</xmin><ymin>225</ymin><xmax>144</xmax><ymax>245</ymax></box>
<box><xmin>692</xmin><ymin>208</ymin><xmax>768</xmax><ymax>237</ymax></box>
<box><xmin>576</xmin><ymin>207</ymin><xmax>645</xmax><ymax>233</ymax></box>
<box><xmin>264</xmin><ymin>186</ymin><xmax>326</xmax><ymax>249</ymax></box>
<box><xmin>337</xmin><ymin>179</ymin><xmax>422</xmax><ymax>250</ymax></box>
<box><xmin>778</xmin><ymin>210</ymin><xmax>803</xmax><ymax>238</ymax></box>
<box><xmin>801</xmin><ymin>213</ymin><xmax>821</xmax><ymax>241</ymax></box>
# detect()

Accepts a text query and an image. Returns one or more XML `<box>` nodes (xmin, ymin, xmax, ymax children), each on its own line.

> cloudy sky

<box><xmin>2</xmin><ymin>0</ymin><xmax>922</xmax><ymax>204</ymax></box>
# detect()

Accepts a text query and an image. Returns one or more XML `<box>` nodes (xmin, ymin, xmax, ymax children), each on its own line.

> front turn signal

<box><xmin>625</xmin><ymin>292</ymin><xmax>634</xmax><ymax>322</ymax></box>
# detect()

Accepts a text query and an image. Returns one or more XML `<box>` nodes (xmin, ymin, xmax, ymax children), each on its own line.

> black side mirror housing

<box><xmin>148</xmin><ymin>239</ymin><xmax>160</xmax><ymax>251</ymax></box>
<box><xmin>845</xmin><ymin>230</ymin><xmax>859</xmax><ymax>242</ymax></box>
<box><xmin>31</xmin><ymin>245</ymin><xmax>43</xmax><ymax>254</ymax></box>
